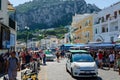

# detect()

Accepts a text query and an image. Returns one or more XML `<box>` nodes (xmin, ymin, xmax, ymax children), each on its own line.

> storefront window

<box><xmin>2</xmin><ymin>26</ymin><xmax>10</xmax><ymax>49</ymax></box>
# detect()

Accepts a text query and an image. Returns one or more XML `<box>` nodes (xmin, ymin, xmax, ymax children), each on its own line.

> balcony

<box><xmin>9</xmin><ymin>18</ymin><xmax>16</xmax><ymax>30</ymax></box>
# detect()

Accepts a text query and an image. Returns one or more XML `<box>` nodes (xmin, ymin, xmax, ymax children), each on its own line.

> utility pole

<box><xmin>25</xmin><ymin>26</ymin><xmax>29</xmax><ymax>52</ymax></box>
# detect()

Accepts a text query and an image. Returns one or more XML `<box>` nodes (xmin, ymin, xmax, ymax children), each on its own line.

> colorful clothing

<box><xmin>8</xmin><ymin>57</ymin><xmax>18</xmax><ymax>80</ymax></box>
<box><xmin>118</xmin><ymin>59</ymin><xmax>120</xmax><ymax>68</ymax></box>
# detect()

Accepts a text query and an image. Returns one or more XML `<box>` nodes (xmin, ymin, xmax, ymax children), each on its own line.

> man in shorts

<box><xmin>6</xmin><ymin>51</ymin><xmax>20</xmax><ymax>80</ymax></box>
<box><xmin>109</xmin><ymin>52</ymin><xmax>115</xmax><ymax>70</ymax></box>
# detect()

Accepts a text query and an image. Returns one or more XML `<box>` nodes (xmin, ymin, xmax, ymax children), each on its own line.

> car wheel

<box><xmin>66</xmin><ymin>65</ymin><xmax>69</xmax><ymax>72</ymax></box>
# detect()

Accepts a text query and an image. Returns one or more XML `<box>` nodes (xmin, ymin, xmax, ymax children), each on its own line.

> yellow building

<box><xmin>71</xmin><ymin>14</ymin><xmax>94</xmax><ymax>44</ymax></box>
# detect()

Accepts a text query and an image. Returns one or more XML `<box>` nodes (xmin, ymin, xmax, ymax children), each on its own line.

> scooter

<box><xmin>21</xmin><ymin>62</ymin><xmax>38</xmax><ymax>80</ymax></box>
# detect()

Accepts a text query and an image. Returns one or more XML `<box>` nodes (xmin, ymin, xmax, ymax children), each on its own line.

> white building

<box><xmin>40</xmin><ymin>36</ymin><xmax>58</xmax><ymax>49</ymax></box>
<box><xmin>93</xmin><ymin>2</ymin><xmax>120</xmax><ymax>43</ymax></box>
<box><xmin>0</xmin><ymin>0</ymin><xmax>16</xmax><ymax>53</ymax></box>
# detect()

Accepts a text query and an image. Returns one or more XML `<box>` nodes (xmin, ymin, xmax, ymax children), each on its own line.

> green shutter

<box><xmin>0</xmin><ymin>0</ymin><xmax>1</xmax><ymax>10</ymax></box>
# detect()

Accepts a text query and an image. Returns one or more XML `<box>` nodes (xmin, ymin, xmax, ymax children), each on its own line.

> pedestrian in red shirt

<box><xmin>97</xmin><ymin>50</ymin><xmax>103</xmax><ymax>69</ymax></box>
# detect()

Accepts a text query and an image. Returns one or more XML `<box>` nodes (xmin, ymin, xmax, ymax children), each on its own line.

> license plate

<box><xmin>85</xmin><ymin>71</ymin><xmax>91</xmax><ymax>73</ymax></box>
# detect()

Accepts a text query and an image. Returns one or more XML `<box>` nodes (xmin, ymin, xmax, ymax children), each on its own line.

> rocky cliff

<box><xmin>15</xmin><ymin>0</ymin><xmax>101</xmax><ymax>30</ymax></box>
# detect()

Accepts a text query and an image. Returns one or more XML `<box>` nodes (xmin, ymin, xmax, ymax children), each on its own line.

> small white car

<box><xmin>46</xmin><ymin>53</ymin><xmax>56</xmax><ymax>61</ymax></box>
<box><xmin>66</xmin><ymin>50</ymin><xmax>98</xmax><ymax>77</ymax></box>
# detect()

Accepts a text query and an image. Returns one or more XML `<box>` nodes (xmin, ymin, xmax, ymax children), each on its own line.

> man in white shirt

<box><xmin>109</xmin><ymin>52</ymin><xmax>115</xmax><ymax>69</ymax></box>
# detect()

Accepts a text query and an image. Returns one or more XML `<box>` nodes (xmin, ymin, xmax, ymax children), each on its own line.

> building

<box><xmin>71</xmin><ymin>14</ymin><xmax>94</xmax><ymax>44</ymax></box>
<box><xmin>40</xmin><ymin>36</ymin><xmax>58</xmax><ymax>49</ymax></box>
<box><xmin>0</xmin><ymin>0</ymin><xmax>16</xmax><ymax>54</ymax></box>
<box><xmin>70</xmin><ymin>14</ymin><xmax>87</xmax><ymax>43</ymax></box>
<box><xmin>93</xmin><ymin>1</ymin><xmax>120</xmax><ymax>43</ymax></box>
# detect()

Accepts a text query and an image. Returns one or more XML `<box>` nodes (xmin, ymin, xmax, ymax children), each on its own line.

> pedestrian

<box><xmin>0</xmin><ymin>54</ymin><xmax>4</xmax><ymax>74</ymax></box>
<box><xmin>97</xmin><ymin>50</ymin><xmax>103</xmax><ymax>69</ymax></box>
<box><xmin>108</xmin><ymin>51</ymin><xmax>115</xmax><ymax>70</ymax></box>
<box><xmin>42</xmin><ymin>53</ymin><xmax>46</xmax><ymax>65</ymax></box>
<box><xmin>41</xmin><ymin>50</ymin><xmax>46</xmax><ymax>65</ymax></box>
<box><xmin>20</xmin><ymin>51</ymin><xmax>26</xmax><ymax>70</ymax></box>
<box><xmin>25</xmin><ymin>51</ymin><xmax>32</xmax><ymax>64</ymax></box>
<box><xmin>6</xmin><ymin>51</ymin><xmax>20</xmax><ymax>80</ymax></box>
<box><xmin>61</xmin><ymin>50</ymin><xmax>65</xmax><ymax>59</ymax></box>
<box><xmin>56</xmin><ymin>51</ymin><xmax>60</xmax><ymax>63</ymax></box>
<box><xmin>117</xmin><ymin>52</ymin><xmax>120</xmax><ymax>75</ymax></box>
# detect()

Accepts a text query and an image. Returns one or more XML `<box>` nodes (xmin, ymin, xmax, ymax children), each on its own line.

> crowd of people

<box><xmin>89</xmin><ymin>49</ymin><xmax>120</xmax><ymax>75</ymax></box>
<box><xmin>0</xmin><ymin>49</ymin><xmax>66</xmax><ymax>80</ymax></box>
<box><xmin>0</xmin><ymin>49</ymin><xmax>47</xmax><ymax>80</ymax></box>
<box><xmin>1</xmin><ymin>48</ymin><xmax>120</xmax><ymax>79</ymax></box>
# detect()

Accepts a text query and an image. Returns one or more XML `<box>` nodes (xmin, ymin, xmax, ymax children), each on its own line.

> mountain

<box><xmin>15</xmin><ymin>0</ymin><xmax>101</xmax><ymax>30</ymax></box>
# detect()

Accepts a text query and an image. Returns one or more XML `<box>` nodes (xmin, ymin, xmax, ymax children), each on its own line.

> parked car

<box><xmin>46</xmin><ymin>53</ymin><xmax>56</xmax><ymax>61</ymax></box>
<box><xmin>66</xmin><ymin>50</ymin><xmax>98</xmax><ymax>78</ymax></box>
<box><xmin>44</xmin><ymin>50</ymin><xmax>56</xmax><ymax>61</ymax></box>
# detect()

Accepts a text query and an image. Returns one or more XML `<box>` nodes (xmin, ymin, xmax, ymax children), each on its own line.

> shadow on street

<box><xmin>75</xmin><ymin>76</ymin><xmax>102</xmax><ymax>80</ymax></box>
<box><xmin>67</xmin><ymin>70</ymin><xmax>102</xmax><ymax>80</ymax></box>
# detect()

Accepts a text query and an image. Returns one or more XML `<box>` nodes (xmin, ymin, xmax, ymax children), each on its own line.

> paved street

<box><xmin>38</xmin><ymin>58</ymin><xmax>120</xmax><ymax>80</ymax></box>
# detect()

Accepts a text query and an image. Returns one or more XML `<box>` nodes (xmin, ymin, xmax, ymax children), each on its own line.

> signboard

<box><xmin>10</xmin><ymin>34</ymin><xmax>15</xmax><ymax>47</ymax></box>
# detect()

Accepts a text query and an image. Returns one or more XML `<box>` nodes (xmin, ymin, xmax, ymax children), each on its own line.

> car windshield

<box><xmin>72</xmin><ymin>54</ymin><xmax>94</xmax><ymax>62</ymax></box>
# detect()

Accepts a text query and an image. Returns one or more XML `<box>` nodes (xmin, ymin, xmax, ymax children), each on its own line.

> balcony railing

<box><xmin>9</xmin><ymin>18</ymin><xmax>16</xmax><ymax>30</ymax></box>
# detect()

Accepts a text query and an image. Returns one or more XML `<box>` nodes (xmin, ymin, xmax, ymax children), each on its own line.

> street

<box><xmin>38</xmin><ymin>58</ymin><xmax>120</xmax><ymax>80</ymax></box>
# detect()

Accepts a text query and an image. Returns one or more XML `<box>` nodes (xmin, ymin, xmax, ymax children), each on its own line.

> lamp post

<box><xmin>25</xmin><ymin>26</ymin><xmax>29</xmax><ymax>52</ymax></box>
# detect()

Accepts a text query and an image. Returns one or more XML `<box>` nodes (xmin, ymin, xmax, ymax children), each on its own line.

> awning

<box><xmin>95</xmin><ymin>43</ymin><xmax>115</xmax><ymax>47</ymax></box>
<box><xmin>63</xmin><ymin>44</ymin><xmax>74</xmax><ymax>47</ymax></box>
<box><xmin>72</xmin><ymin>44</ymin><xmax>86</xmax><ymax>47</ymax></box>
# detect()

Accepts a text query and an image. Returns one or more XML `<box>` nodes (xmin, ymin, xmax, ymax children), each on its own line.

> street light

<box><xmin>25</xmin><ymin>26</ymin><xmax>29</xmax><ymax>51</ymax></box>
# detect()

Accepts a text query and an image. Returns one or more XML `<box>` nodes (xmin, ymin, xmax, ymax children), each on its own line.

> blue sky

<box><xmin>9</xmin><ymin>0</ymin><xmax>120</xmax><ymax>9</ymax></box>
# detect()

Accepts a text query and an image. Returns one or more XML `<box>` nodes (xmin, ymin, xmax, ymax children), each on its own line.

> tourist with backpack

<box><xmin>6</xmin><ymin>51</ymin><xmax>20</xmax><ymax>80</ymax></box>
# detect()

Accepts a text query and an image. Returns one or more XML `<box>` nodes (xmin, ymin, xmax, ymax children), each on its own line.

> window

<box><xmin>85</xmin><ymin>20</ymin><xmax>90</xmax><ymax>26</ymax></box>
<box><xmin>0</xmin><ymin>0</ymin><xmax>1</xmax><ymax>10</ymax></box>
<box><xmin>87</xmin><ymin>32</ymin><xmax>89</xmax><ymax>38</ymax></box>
<box><xmin>98</xmin><ymin>18</ymin><xmax>101</xmax><ymax>23</ymax></box>
<box><xmin>106</xmin><ymin>27</ymin><xmax>108</xmax><ymax>32</ymax></box>
<box><xmin>85</xmin><ymin>20</ymin><xmax>88</xmax><ymax>26</ymax></box>
<box><xmin>119</xmin><ymin>10</ymin><xmax>120</xmax><ymax>15</ymax></box>
<box><xmin>95</xmin><ymin>28</ymin><xmax>97</xmax><ymax>34</ymax></box>
<box><xmin>101</xmin><ymin>17</ymin><xmax>104</xmax><ymax>22</ymax></box>
<box><xmin>79</xmin><ymin>26</ymin><xmax>81</xmax><ymax>29</ymax></box>
<box><xmin>1</xmin><ymin>26</ymin><xmax>10</xmax><ymax>49</ymax></box>
<box><xmin>115</xmin><ymin>26</ymin><xmax>118</xmax><ymax>31</ymax></box>
<box><xmin>106</xmin><ymin>14</ymin><xmax>110</xmax><ymax>20</ymax></box>
<box><xmin>110</xmin><ymin>37</ymin><xmax>114</xmax><ymax>43</ymax></box>
<box><xmin>102</xmin><ymin>27</ymin><xmax>105</xmax><ymax>33</ymax></box>
<box><xmin>73</xmin><ymin>54</ymin><xmax>94</xmax><ymax>62</ymax></box>
<box><xmin>114</xmin><ymin>11</ymin><xmax>117</xmax><ymax>18</ymax></box>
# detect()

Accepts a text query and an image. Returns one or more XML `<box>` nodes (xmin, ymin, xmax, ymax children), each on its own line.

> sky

<box><xmin>9</xmin><ymin>0</ymin><xmax>120</xmax><ymax>9</ymax></box>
